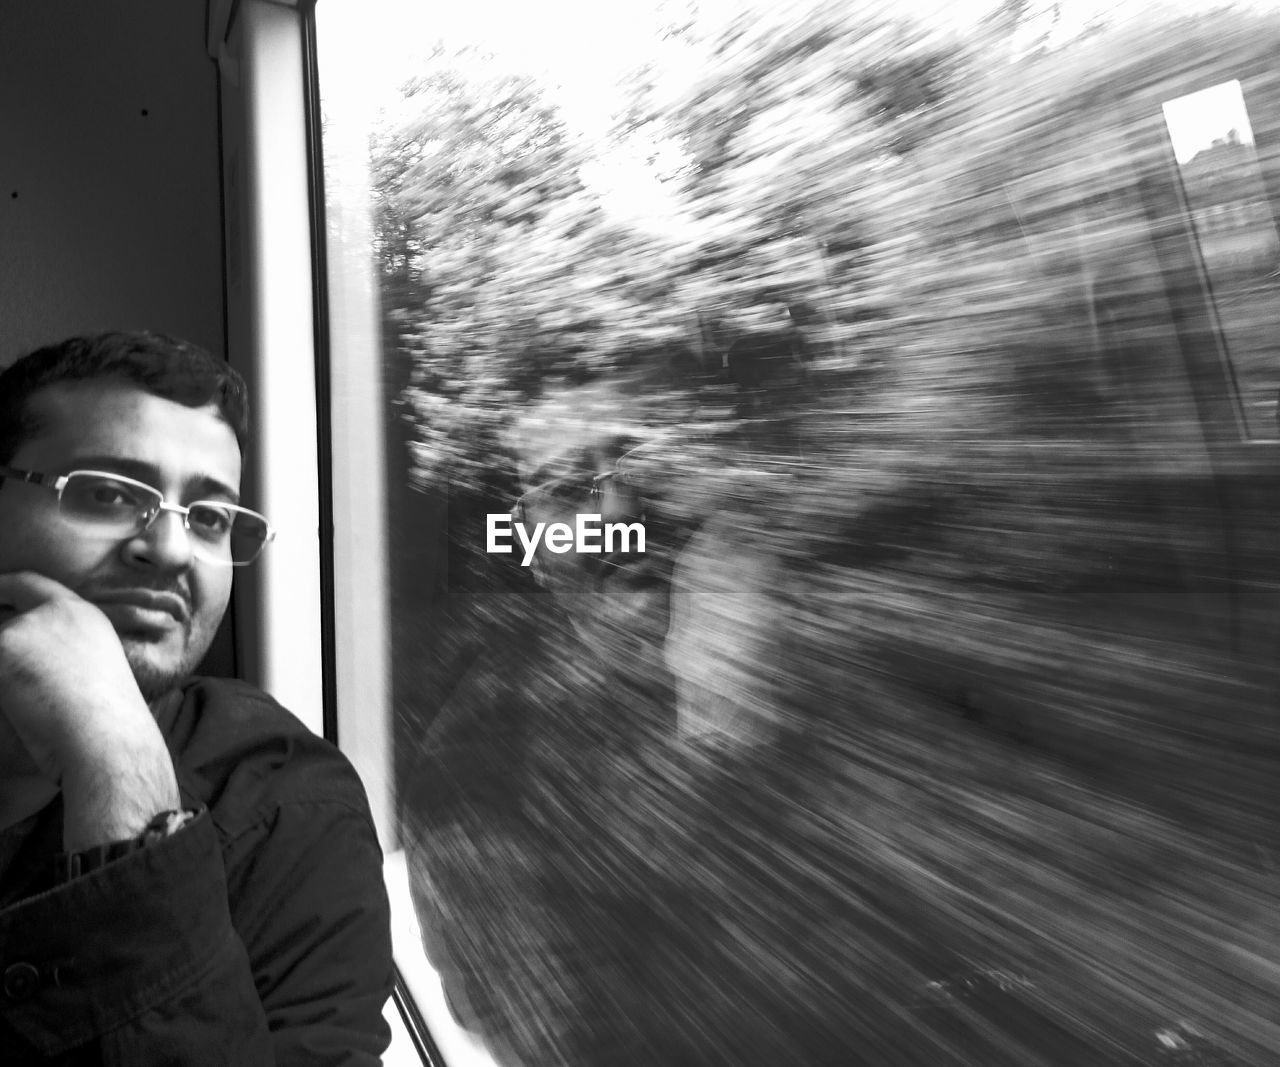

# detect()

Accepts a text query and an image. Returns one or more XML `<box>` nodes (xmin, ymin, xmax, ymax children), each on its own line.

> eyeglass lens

<box><xmin>59</xmin><ymin>472</ymin><xmax>271</xmax><ymax>564</ymax></box>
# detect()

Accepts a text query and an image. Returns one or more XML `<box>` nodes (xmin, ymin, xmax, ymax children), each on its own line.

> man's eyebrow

<box><xmin>69</xmin><ymin>455</ymin><xmax>241</xmax><ymax>503</ymax></box>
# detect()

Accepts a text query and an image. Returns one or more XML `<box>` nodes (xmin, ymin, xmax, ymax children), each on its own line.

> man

<box><xmin>505</xmin><ymin>390</ymin><xmax>788</xmax><ymax>743</ymax></box>
<box><xmin>0</xmin><ymin>332</ymin><xmax>393</xmax><ymax>1064</ymax></box>
<box><xmin>507</xmin><ymin>423</ymin><xmax>675</xmax><ymax>708</ymax></box>
<box><xmin>404</xmin><ymin>384</ymin><xmax>812</xmax><ymax>1062</ymax></box>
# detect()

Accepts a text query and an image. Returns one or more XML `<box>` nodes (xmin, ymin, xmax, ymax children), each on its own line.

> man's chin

<box><xmin>120</xmin><ymin>637</ymin><xmax>195</xmax><ymax>703</ymax></box>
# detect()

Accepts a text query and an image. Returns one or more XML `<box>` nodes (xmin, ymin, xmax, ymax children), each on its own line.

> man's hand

<box><xmin>0</xmin><ymin>571</ymin><xmax>180</xmax><ymax>850</ymax></box>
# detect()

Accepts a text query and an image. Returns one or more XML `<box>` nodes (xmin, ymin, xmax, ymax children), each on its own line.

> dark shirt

<box><xmin>0</xmin><ymin>677</ymin><xmax>394</xmax><ymax>1065</ymax></box>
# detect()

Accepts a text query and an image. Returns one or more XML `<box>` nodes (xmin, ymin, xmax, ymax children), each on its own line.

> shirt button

<box><xmin>3</xmin><ymin>962</ymin><xmax>40</xmax><ymax>1002</ymax></box>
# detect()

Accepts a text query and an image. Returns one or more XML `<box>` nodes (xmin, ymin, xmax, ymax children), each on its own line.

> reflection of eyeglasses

<box><xmin>0</xmin><ymin>466</ymin><xmax>275</xmax><ymax>566</ymax></box>
<box><xmin>511</xmin><ymin>469</ymin><xmax>633</xmax><ymax>526</ymax></box>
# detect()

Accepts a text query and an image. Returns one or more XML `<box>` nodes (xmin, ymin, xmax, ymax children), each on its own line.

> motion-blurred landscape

<box><xmin>323</xmin><ymin>1</ymin><xmax>1280</xmax><ymax>1062</ymax></box>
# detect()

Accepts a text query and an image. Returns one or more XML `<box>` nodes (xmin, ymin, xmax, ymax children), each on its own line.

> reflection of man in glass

<box><xmin>406</xmin><ymin>381</ymin><xmax>870</xmax><ymax>1066</ymax></box>
<box><xmin>506</xmin><ymin>399</ymin><xmax>787</xmax><ymax>745</ymax></box>
<box><xmin>509</xmin><ymin>430</ymin><xmax>673</xmax><ymax>698</ymax></box>
<box><xmin>404</xmin><ymin>366</ymin><xmax>1264</xmax><ymax>1067</ymax></box>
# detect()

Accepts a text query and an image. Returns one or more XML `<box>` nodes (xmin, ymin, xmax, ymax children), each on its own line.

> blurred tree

<box><xmin>655</xmin><ymin>1</ymin><xmax>974</xmax><ymax>359</ymax></box>
<box><xmin>376</xmin><ymin>3</ymin><xmax>986</xmax><ymax>502</ymax></box>
<box><xmin>386</xmin><ymin>5</ymin><xmax>1280</xmax><ymax>1064</ymax></box>
<box><xmin>374</xmin><ymin>54</ymin><xmax>698</xmax><ymax>502</ymax></box>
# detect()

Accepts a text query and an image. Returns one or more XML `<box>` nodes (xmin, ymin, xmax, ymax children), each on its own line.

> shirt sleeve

<box><xmin>220</xmin><ymin>799</ymin><xmax>395</xmax><ymax>1067</ymax></box>
<box><xmin>0</xmin><ymin>804</ymin><xmax>393</xmax><ymax>1065</ymax></box>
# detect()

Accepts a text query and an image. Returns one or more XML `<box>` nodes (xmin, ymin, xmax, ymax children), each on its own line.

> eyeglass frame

<box><xmin>0</xmin><ymin>464</ymin><xmax>276</xmax><ymax>567</ymax></box>
<box><xmin>510</xmin><ymin>435</ymin><xmax>671</xmax><ymax>526</ymax></box>
<box><xmin>510</xmin><ymin>468</ymin><xmax>637</xmax><ymax>527</ymax></box>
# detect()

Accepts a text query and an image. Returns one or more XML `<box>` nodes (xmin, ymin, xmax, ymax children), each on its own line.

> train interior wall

<box><xmin>0</xmin><ymin>0</ymin><xmax>233</xmax><ymax>676</ymax></box>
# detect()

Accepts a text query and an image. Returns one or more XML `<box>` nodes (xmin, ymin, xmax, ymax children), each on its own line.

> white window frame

<box><xmin>212</xmin><ymin>2</ymin><xmax>499</xmax><ymax>1062</ymax></box>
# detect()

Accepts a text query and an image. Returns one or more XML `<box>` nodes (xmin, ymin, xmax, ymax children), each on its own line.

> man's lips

<box><xmin>92</xmin><ymin>590</ymin><xmax>191</xmax><ymax>625</ymax></box>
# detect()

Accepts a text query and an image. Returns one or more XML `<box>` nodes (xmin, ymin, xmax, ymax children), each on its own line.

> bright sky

<box><xmin>1163</xmin><ymin>80</ymin><xmax>1257</xmax><ymax>164</ymax></box>
<box><xmin>316</xmin><ymin>0</ymin><xmax>1280</xmax><ymax>135</ymax></box>
<box><xmin>317</xmin><ymin>0</ymin><xmax>688</xmax><ymax>136</ymax></box>
<box><xmin>315</xmin><ymin>0</ymin><xmax>1277</xmax><ymax>223</ymax></box>
<box><xmin>315</xmin><ymin>0</ymin><xmax>1008</xmax><ymax>137</ymax></box>
<box><xmin>315</xmin><ymin>0</ymin><xmax>1002</xmax><ymax>227</ymax></box>
<box><xmin>316</xmin><ymin>0</ymin><xmax>714</xmax><ymax>227</ymax></box>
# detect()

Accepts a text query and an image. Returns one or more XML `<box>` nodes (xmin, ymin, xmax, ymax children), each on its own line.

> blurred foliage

<box><xmin>359</xmin><ymin>1</ymin><xmax>1280</xmax><ymax>1064</ymax></box>
<box><xmin>377</xmin><ymin>4</ymin><xmax>986</xmax><ymax>511</ymax></box>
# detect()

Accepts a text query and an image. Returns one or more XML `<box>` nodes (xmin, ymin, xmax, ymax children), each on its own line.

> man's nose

<box><xmin>124</xmin><ymin>506</ymin><xmax>194</xmax><ymax>568</ymax></box>
<box><xmin>598</xmin><ymin>479</ymin><xmax>640</xmax><ymax>522</ymax></box>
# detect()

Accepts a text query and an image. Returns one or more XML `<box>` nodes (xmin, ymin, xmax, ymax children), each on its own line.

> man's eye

<box><xmin>188</xmin><ymin>505</ymin><xmax>234</xmax><ymax>537</ymax></box>
<box><xmin>532</xmin><ymin>480</ymin><xmax>580</xmax><ymax>505</ymax></box>
<box><xmin>80</xmin><ymin>479</ymin><xmax>145</xmax><ymax>509</ymax></box>
<box><xmin>553</xmin><ymin>479</ymin><xmax>591</xmax><ymax>500</ymax></box>
<box><xmin>90</xmin><ymin>486</ymin><xmax>135</xmax><ymax>506</ymax></box>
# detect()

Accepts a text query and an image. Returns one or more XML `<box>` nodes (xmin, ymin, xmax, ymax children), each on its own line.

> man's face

<box><xmin>0</xmin><ymin>380</ymin><xmax>240</xmax><ymax>700</ymax></box>
<box><xmin>510</xmin><ymin>400</ymin><xmax>674</xmax><ymax>676</ymax></box>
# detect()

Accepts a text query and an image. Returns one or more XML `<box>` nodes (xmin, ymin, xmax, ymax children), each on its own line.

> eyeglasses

<box><xmin>0</xmin><ymin>466</ymin><xmax>275</xmax><ymax>566</ymax></box>
<box><xmin>511</xmin><ymin>469</ymin><xmax>637</xmax><ymax>526</ymax></box>
<box><xmin>511</xmin><ymin>436</ymin><xmax>670</xmax><ymax>526</ymax></box>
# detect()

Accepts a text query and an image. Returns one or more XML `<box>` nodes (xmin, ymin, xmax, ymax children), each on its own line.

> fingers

<box><xmin>0</xmin><ymin>570</ymin><xmax>77</xmax><ymax>615</ymax></box>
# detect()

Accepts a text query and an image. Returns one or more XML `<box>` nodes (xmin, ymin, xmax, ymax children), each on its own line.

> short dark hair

<box><xmin>0</xmin><ymin>331</ymin><xmax>249</xmax><ymax>463</ymax></box>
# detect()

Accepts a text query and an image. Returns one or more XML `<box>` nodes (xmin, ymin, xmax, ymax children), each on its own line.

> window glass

<box><xmin>316</xmin><ymin>3</ymin><xmax>1280</xmax><ymax>1064</ymax></box>
<box><xmin>1163</xmin><ymin>80</ymin><xmax>1280</xmax><ymax>439</ymax></box>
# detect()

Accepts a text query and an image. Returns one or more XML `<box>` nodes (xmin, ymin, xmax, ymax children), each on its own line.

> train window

<box><xmin>314</xmin><ymin>7</ymin><xmax>506</xmax><ymax>1064</ymax></box>
<box><xmin>312</xmin><ymin>2</ymin><xmax>1280</xmax><ymax>1064</ymax></box>
<box><xmin>1163</xmin><ymin>80</ymin><xmax>1280</xmax><ymax>440</ymax></box>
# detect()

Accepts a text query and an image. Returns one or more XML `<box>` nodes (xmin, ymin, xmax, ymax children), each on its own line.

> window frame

<box><xmin>247</xmin><ymin>5</ymin><xmax>1280</xmax><ymax>1063</ymax></box>
<box><xmin>213</xmin><ymin>0</ymin><xmax>452</xmax><ymax>1062</ymax></box>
